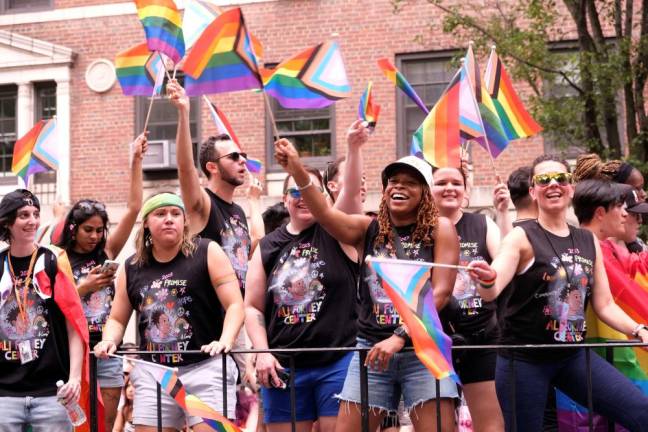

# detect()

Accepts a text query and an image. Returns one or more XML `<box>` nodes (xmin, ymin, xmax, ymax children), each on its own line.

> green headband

<box><xmin>141</xmin><ymin>193</ymin><xmax>185</xmax><ymax>219</ymax></box>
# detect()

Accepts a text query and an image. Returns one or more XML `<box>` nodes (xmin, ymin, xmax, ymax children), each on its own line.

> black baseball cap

<box><xmin>0</xmin><ymin>189</ymin><xmax>40</xmax><ymax>219</ymax></box>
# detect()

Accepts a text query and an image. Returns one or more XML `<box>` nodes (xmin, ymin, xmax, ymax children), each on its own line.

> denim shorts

<box><xmin>260</xmin><ymin>352</ymin><xmax>352</xmax><ymax>424</ymax></box>
<box><xmin>97</xmin><ymin>357</ymin><xmax>125</xmax><ymax>388</ymax></box>
<box><xmin>0</xmin><ymin>396</ymin><xmax>72</xmax><ymax>432</ymax></box>
<box><xmin>337</xmin><ymin>338</ymin><xmax>459</xmax><ymax>412</ymax></box>
<box><xmin>131</xmin><ymin>356</ymin><xmax>238</xmax><ymax>429</ymax></box>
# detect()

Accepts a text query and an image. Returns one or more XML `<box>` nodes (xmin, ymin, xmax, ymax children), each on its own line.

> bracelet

<box><xmin>479</xmin><ymin>277</ymin><xmax>496</xmax><ymax>289</ymax></box>
<box><xmin>632</xmin><ymin>323</ymin><xmax>647</xmax><ymax>337</ymax></box>
<box><xmin>296</xmin><ymin>178</ymin><xmax>313</xmax><ymax>191</ymax></box>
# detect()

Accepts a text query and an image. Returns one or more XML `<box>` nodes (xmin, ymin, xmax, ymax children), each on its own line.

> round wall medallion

<box><xmin>85</xmin><ymin>59</ymin><xmax>116</xmax><ymax>93</ymax></box>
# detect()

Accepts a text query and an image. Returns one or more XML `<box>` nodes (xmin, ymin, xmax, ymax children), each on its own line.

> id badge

<box><xmin>18</xmin><ymin>339</ymin><xmax>34</xmax><ymax>364</ymax></box>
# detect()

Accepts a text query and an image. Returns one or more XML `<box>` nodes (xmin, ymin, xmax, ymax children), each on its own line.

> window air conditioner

<box><xmin>142</xmin><ymin>140</ymin><xmax>178</xmax><ymax>170</ymax></box>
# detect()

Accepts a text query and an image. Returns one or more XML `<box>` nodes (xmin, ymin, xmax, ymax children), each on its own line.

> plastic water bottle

<box><xmin>56</xmin><ymin>380</ymin><xmax>87</xmax><ymax>426</ymax></box>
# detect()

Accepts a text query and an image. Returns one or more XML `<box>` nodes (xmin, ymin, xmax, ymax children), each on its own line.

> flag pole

<box><xmin>158</xmin><ymin>51</ymin><xmax>173</xmax><ymax>82</ymax></box>
<box><xmin>263</xmin><ymin>92</ymin><xmax>281</xmax><ymax>141</ymax></box>
<box><xmin>108</xmin><ymin>353</ymin><xmax>178</xmax><ymax>371</ymax></box>
<box><xmin>142</xmin><ymin>94</ymin><xmax>156</xmax><ymax>134</ymax></box>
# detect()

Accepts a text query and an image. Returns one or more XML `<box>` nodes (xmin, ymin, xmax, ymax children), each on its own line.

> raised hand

<box><xmin>493</xmin><ymin>183</ymin><xmax>511</xmax><ymax>213</ymax></box>
<box><xmin>347</xmin><ymin>119</ymin><xmax>370</xmax><ymax>149</ymax></box>
<box><xmin>166</xmin><ymin>79</ymin><xmax>190</xmax><ymax>112</ymax></box>
<box><xmin>274</xmin><ymin>138</ymin><xmax>302</xmax><ymax>175</ymax></box>
<box><xmin>132</xmin><ymin>132</ymin><xmax>149</xmax><ymax>159</ymax></box>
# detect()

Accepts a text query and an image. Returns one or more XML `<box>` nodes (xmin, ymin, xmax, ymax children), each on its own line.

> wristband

<box><xmin>479</xmin><ymin>277</ymin><xmax>496</xmax><ymax>289</ymax></box>
<box><xmin>632</xmin><ymin>323</ymin><xmax>648</xmax><ymax>337</ymax></box>
<box><xmin>297</xmin><ymin>178</ymin><xmax>313</xmax><ymax>191</ymax></box>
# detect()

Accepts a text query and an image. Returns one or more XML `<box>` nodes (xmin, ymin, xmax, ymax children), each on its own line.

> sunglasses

<box><xmin>285</xmin><ymin>186</ymin><xmax>324</xmax><ymax>199</ymax></box>
<box><xmin>532</xmin><ymin>172</ymin><xmax>572</xmax><ymax>187</ymax></box>
<box><xmin>215</xmin><ymin>151</ymin><xmax>247</xmax><ymax>162</ymax></box>
<box><xmin>76</xmin><ymin>201</ymin><xmax>106</xmax><ymax>213</ymax></box>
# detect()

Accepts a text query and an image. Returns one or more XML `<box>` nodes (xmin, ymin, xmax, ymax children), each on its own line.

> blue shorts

<box><xmin>0</xmin><ymin>396</ymin><xmax>72</xmax><ymax>432</ymax></box>
<box><xmin>337</xmin><ymin>338</ymin><xmax>459</xmax><ymax>413</ymax></box>
<box><xmin>97</xmin><ymin>357</ymin><xmax>124</xmax><ymax>388</ymax></box>
<box><xmin>260</xmin><ymin>352</ymin><xmax>352</xmax><ymax>424</ymax></box>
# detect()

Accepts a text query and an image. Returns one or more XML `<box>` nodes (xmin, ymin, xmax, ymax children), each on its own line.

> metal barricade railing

<box><xmin>89</xmin><ymin>341</ymin><xmax>648</xmax><ymax>432</ymax></box>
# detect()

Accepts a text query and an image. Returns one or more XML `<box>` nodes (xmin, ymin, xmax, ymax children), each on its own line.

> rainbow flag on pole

<box><xmin>411</xmin><ymin>64</ymin><xmax>484</xmax><ymax>168</ymax></box>
<box><xmin>463</xmin><ymin>44</ymin><xmax>510</xmax><ymax>158</ymax></box>
<box><xmin>183</xmin><ymin>7</ymin><xmax>262</xmax><ymax>96</ymax></box>
<box><xmin>262</xmin><ymin>41</ymin><xmax>351</xmax><ymax>109</ymax></box>
<box><xmin>116</xmin><ymin>43</ymin><xmax>166</xmax><ymax>96</ymax></box>
<box><xmin>358</xmin><ymin>81</ymin><xmax>381</xmax><ymax>129</ymax></box>
<box><xmin>377</xmin><ymin>58</ymin><xmax>429</xmax><ymax>115</ymax></box>
<box><xmin>484</xmin><ymin>47</ymin><xmax>542</xmax><ymax>140</ymax></box>
<box><xmin>145</xmin><ymin>364</ymin><xmax>241</xmax><ymax>431</ymax></box>
<box><xmin>182</xmin><ymin>0</ymin><xmax>222</xmax><ymax>50</ymax></box>
<box><xmin>134</xmin><ymin>0</ymin><xmax>185</xmax><ymax>64</ymax></box>
<box><xmin>12</xmin><ymin>118</ymin><xmax>59</xmax><ymax>184</ymax></box>
<box><xmin>367</xmin><ymin>256</ymin><xmax>460</xmax><ymax>384</ymax></box>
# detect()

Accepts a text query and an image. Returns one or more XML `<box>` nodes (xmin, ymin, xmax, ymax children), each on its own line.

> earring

<box><xmin>145</xmin><ymin>233</ymin><xmax>152</xmax><ymax>247</ymax></box>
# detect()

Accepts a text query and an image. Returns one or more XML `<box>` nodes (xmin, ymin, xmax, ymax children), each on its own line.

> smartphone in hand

<box><xmin>100</xmin><ymin>260</ymin><xmax>119</xmax><ymax>274</ymax></box>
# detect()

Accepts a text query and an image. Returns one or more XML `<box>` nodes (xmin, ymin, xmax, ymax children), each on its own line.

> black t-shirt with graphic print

<box><xmin>68</xmin><ymin>248</ymin><xmax>113</xmax><ymax>344</ymax></box>
<box><xmin>261</xmin><ymin>223</ymin><xmax>357</xmax><ymax>368</ymax></box>
<box><xmin>198</xmin><ymin>188</ymin><xmax>250</xmax><ymax>294</ymax></box>
<box><xmin>453</xmin><ymin>212</ymin><xmax>497</xmax><ymax>337</ymax></box>
<box><xmin>125</xmin><ymin>239</ymin><xmax>225</xmax><ymax>367</ymax></box>
<box><xmin>359</xmin><ymin>220</ymin><xmax>434</xmax><ymax>344</ymax></box>
<box><xmin>0</xmin><ymin>248</ymin><xmax>69</xmax><ymax>397</ymax></box>
<box><xmin>500</xmin><ymin>221</ymin><xmax>596</xmax><ymax>362</ymax></box>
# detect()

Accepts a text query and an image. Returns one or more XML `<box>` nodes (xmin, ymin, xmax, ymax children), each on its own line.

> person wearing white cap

<box><xmin>273</xmin><ymin>140</ymin><xmax>460</xmax><ymax>432</ymax></box>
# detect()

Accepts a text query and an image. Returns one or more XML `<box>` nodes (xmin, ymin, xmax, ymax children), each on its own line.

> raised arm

<box><xmin>247</xmin><ymin>178</ymin><xmax>265</xmax><ymax>253</ymax></box>
<box><xmin>432</xmin><ymin>216</ymin><xmax>460</xmax><ymax>310</ymax></box>
<box><xmin>167</xmin><ymin>80</ymin><xmax>211</xmax><ymax>234</ymax></box>
<box><xmin>274</xmin><ymin>138</ymin><xmax>371</xmax><ymax>249</ymax></box>
<box><xmin>206</xmin><ymin>241</ymin><xmax>244</xmax><ymax>354</ymax></box>
<box><xmin>591</xmin><ymin>239</ymin><xmax>648</xmax><ymax>342</ymax></box>
<box><xmin>493</xmin><ymin>182</ymin><xmax>513</xmax><ymax>237</ymax></box>
<box><xmin>105</xmin><ymin>134</ymin><xmax>146</xmax><ymax>259</ymax></box>
<box><xmin>94</xmin><ymin>265</ymin><xmax>133</xmax><ymax>358</ymax></box>
<box><xmin>334</xmin><ymin>120</ymin><xmax>368</xmax><ymax>214</ymax></box>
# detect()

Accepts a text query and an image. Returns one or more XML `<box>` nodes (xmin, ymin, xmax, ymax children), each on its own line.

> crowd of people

<box><xmin>1</xmin><ymin>80</ymin><xmax>648</xmax><ymax>432</ymax></box>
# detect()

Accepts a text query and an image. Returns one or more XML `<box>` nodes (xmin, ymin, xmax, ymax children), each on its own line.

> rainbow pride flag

<box><xmin>262</xmin><ymin>41</ymin><xmax>351</xmax><ymax>109</ymax></box>
<box><xmin>246</xmin><ymin>158</ymin><xmax>262</xmax><ymax>173</ymax></box>
<box><xmin>484</xmin><ymin>48</ymin><xmax>542</xmax><ymax>140</ymax></box>
<box><xmin>116</xmin><ymin>43</ymin><xmax>166</xmax><ymax>96</ymax></box>
<box><xmin>134</xmin><ymin>0</ymin><xmax>185</xmax><ymax>64</ymax></box>
<box><xmin>183</xmin><ymin>7</ymin><xmax>262</xmax><ymax>96</ymax></box>
<box><xmin>358</xmin><ymin>81</ymin><xmax>381</xmax><ymax>129</ymax></box>
<box><xmin>367</xmin><ymin>256</ymin><xmax>460</xmax><ymax>384</ymax></box>
<box><xmin>12</xmin><ymin>118</ymin><xmax>59</xmax><ymax>184</ymax></box>
<box><xmin>145</xmin><ymin>364</ymin><xmax>241</xmax><ymax>431</ymax></box>
<box><xmin>464</xmin><ymin>44</ymin><xmax>510</xmax><ymax>158</ymax></box>
<box><xmin>377</xmin><ymin>58</ymin><xmax>429</xmax><ymax>115</ymax></box>
<box><xmin>411</xmin><ymin>64</ymin><xmax>484</xmax><ymax>168</ymax></box>
<box><xmin>182</xmin><ymin>0</ymin><xmax>222</xmax><ymax>50</ymax></box>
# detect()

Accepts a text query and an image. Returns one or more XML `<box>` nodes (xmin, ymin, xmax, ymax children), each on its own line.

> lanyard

<box><xmin>7</xmin><ymin>249</ymin><xmax>38</xmax><ymax>324</ymax></box>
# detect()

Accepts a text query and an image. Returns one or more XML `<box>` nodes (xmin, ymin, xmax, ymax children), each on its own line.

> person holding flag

<box><xmin>0</xmin><ymin>189</ymin><xmax>87</xmax><ymax>431</ymax></box>
<box><xmin>53</xmin><ymin>133</ymin><xmax>147</xmax><ymax>431</ymax></box>
<box><xmin>273</xmin><ymin>139</ymin><xmax>460</xmax><ymax>431</ymax></box>
<box><xmin>94</xmin><ymin>192</ymin><xmax>244</xmax><ymax>430</ymax></box>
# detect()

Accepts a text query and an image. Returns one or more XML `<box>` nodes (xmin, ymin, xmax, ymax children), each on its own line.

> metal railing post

<box><xmin>510</xmin><ymin>350</ymin><xmax>517</xmax><ymax>432</ymax></box>
<box><xmin>89</xmin><ymin>353</ymin><xmax>98</xmax><ymax>432</ymax></box>
<box><xmin>435</xmin><ymin>379</ymin><xmax>441</xmax><ymax>432</ymax></box>
<box><xmin>289</xmin><ymin>356</ymin><xmax>297</xmax><ymax>432</ymax></box>
<box><xmin>359</xmin><ymin>349</ymin><xmax>369</xmax><ymax>432</ymax></box>
<box><xmin>156</xmin><ymin>382</ymin><xmax>162</xmax><ymax>432</ymax></box>
<box><xmin>605</xmin><ymin>345</ymin><xmax>615</xmax><ymax>431</ymax></box>
<box><xmin>585</xmin><ymin>348</ymin><xmax>593</xmax><ymax>432</ymax></box>
<box><xmin>221</xmin><ymin>354</ymin><xmax>228</xmax><ymax>418</ymax></box>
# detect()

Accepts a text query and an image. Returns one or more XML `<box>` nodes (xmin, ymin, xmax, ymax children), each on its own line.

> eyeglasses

<box><xmin>285</xmin><ymin>186</ymin><xmax>324</xmax><ymax>199</ymax></box>
<box><xmin>532</xmin><ymin>172</ymin><xmax>572</xmax><ymax>187</ymax></box>
<box><xmin>215</xmin><ymin>151</ymin><xmax>247</xmax><ymax>162</ymax></box>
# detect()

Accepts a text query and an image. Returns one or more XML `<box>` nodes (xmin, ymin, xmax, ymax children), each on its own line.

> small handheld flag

<box><xmin>366</xmin><ymin>256</ymin><xmax>460</xmax><ymax>384</ymax></box>
<box><xmin>116</xmin><ymin>43</ymin><xmax>167</xmax><ymax>96</ymax></box>
<box><xmin>262</xmin><ymin>41</ymin><xmax>351</xmax><ymax>109</ymax></box>
<box><xmin>484</xmin><ymin>47</ymin><xmax>542</xmax><ymax>140</ymax></box>
<box><xmin>182</xmin><ymin>0</ymin><xmax>222</xmax><ymax>50</ymax></box>
<box><xmin>377</xmin><ymin>58</ymin><xmax>429</xmax><ymax>115</ymax></box>
<box><xmin>12</xmin><ymin>118</ymin><xmax>59</xmax><ymax>185</ymax></box>
<box><xmin>246</xmin><ymin>158</ymin><xmax>263</xmax><ymax>173</ymax></box>
<box><xmin>134</xmin><ymin>0</ymin><xmax>185</xmax><ymax>64</ymax></box>
<box><xmin>358</xmin><ymin>81</ymin><xmax>381</xmax><ymax>130</ymax></box>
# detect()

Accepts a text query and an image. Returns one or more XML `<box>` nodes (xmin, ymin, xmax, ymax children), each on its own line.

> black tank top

<box><xmin>359</xmin><ymin>220</ymin><xmax>434</xmax><ymax>344</ymax></box>
<box><xmin>198</xmin><ymin>188</ymin><xmax>250</xmax><ymax>293</ymax></box>
<box><xmin>0</xmin><ymin>248</ymin><xmax>69</xmax><ymax>397</ymax></box>
<box><xmin>125</xmin><ymin>239</ymin><xmax>225</xmax><ymax>366</ymax></box>
<box><xmin>68</xmin><ymin>248</ymin><xmax>112</xmax><ymax>343</ymax></box>
<box><xmin>500</xmin><ymin>221</ymin><xmax>596</xmax><ymax>362</ymax></box>
<box><xmin>453</xmin><ymin>212</ymin><xmax>496</xmax><ymax>336</ymax></box>
<box><xmin>261</xmin><ymin>223</ymin><xmax>357</xmax><ymax>368</ymax></box>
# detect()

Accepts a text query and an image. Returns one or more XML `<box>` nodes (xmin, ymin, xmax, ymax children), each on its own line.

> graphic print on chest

<box><xmin>219</xmin><ymin>215</ymin><xmax>250</xmax><ymax>290</ymax></box>
<box><xmin>269</xmin><ymin>242</ymin><xmax>326</xmax><ymax>325</ymax></box>
<box><xmin>453</xmin><ymin>236</ymin><xmax>485</xmax><ymax>316</ymax></box>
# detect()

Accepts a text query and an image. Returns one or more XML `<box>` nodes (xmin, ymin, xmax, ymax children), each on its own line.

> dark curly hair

<box><xmin>55</xmin><ymin>199</ymin><xmax>109</xmax><ymax>253</ymax></box>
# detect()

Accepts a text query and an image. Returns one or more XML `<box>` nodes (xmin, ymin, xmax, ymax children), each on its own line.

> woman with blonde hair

<box><xmin>95</xmin><ymin>192</ymin><xmax>244</xmax><ymax>431</ymax></box>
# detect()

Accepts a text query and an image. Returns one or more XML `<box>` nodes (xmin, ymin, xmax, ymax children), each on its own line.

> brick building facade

<box><xmin>0</xmin><ymin>0</ymin><xmax>547</xmax><ymax>220</ymax></box>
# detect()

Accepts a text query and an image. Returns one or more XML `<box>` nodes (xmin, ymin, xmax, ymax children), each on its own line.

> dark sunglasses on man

<box><xmin>215</xmin><ymin>151</ymin><xmax>247</xmax><ymax>162</ymax></box>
